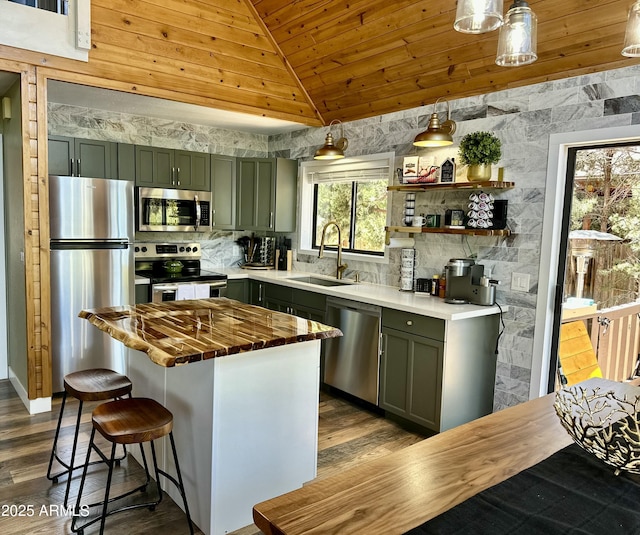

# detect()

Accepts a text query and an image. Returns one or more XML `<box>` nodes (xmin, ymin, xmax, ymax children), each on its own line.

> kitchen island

<box><xmin>80</xmin><ymin>298</ymin><xmax>342</xmax><ymax>535</ymax></box>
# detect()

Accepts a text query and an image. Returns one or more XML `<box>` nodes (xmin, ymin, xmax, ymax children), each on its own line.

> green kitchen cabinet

<box><xmin>48</xmin><ymin>135</ymin><xmax>118</xmax><ymax>179</ymax></box>
<box><xmin>381</xmin><ymin>308</ymin><xmax>499</xmax><ymax>433</ymax></box>
<box><xmin>135</xmin><ymin>145</ymin><xmax>175</xmax><ymax>188</ymax></box>
<box><xmin>175</xmin><ymin>149</ymin><xmax>211</xmax><ymax>190</ymax></box>
<box><xmin>135</xmin><ymin>284</ymin><xmax>150</xmax><ymax>304</ymax></box>
<box><xmin>117</xmin><ymin>143</ymin><xmax>136</xmax><ymax>181</ymax></box>
<box><xmin>225</xmin><ymin>279</ymin><xmax>248</xmax><ymax>303</ymax></box>
<box><xmin>236</xmin><ymin>158</ymin><xmax>297</xmax><ymax>232</ymax></box>
<box><xmin>380</xmin><ymin>326</ymin><xmax>444</xmax><ymax>431</ymax></box>
<box><xmin>211</xmin><ymin>155</ymin><xmax>237</xmax><ymax>230</ymax></box>
<box><xmin>380</xmin><ymin>309</ymin><xmax>445</xmax><ymax>432</ymax></box>
<box><xmin>262</xmin><ymin>283</ymin><xmax>293</xmax><ymax>313</ymax></box>
<box><xmin>291</xmin><ymin>289</ymin><xmax>326</xmax><ymax>322</ymax></box>
<box><xmin>135</xmin><ymin>146</ymin><xmax>210</xmax><ymax>190</ymax></box>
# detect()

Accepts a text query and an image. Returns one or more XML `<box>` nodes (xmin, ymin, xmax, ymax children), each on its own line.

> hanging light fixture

<box><xmin>413</xmin><ymin>97</ymin><xmax>457</xmax><ymax>147</ymax></box>
<box><xmin>313</xmin><ymin>120</ymin><xmax>349</xmax><ymax>160</ymax></box>
<box><xmin>495</xmin><ymin>0</ymin><xmax>537</xmax><ymax>67</ymax></box>
<box><xmin>454</xmin><ymin>0</ymin><xmax>504</xmax><ymax>34</ymax></box>
<box><xmin>622</xmin><ymin>1</ymin><xmax>640</xmax><ymax>57</ymax></box>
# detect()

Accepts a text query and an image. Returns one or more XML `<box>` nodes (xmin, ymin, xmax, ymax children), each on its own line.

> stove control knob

<box><xmin>186</xmin><ymin>247</ymin><xmax>192</xmax><ymax>252</ymax></box>
<box><xmin>192</xmin><ymin>246</ymin><xmax>198</xmax><ymax>253</ymax></box>
<box><xmin>141</xmin><ymin>246</ymin><xmax>147</xmax><ymax>253</ymax></box>
<box><xmin>179</xmin><ymin>246</ymin><xmax>185</xmax><ymax>252</ymax></box>
<box><xmin>134</xmin><ymin>246</ymin><xmax>139</xmax><ymax>253</ymax></box>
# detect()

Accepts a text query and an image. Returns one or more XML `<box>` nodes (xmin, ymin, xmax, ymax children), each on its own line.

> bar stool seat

<box><xmin>71</xmin><ymin>397</ymin><xmax>194</xmax><ymax>535</ymax></box>
<box><xmin>47</xmin><ymin>368</ymin><xmax>132</xmax><ymax>507</ymax></box>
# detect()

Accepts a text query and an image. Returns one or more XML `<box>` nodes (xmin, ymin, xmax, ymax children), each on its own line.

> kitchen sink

<box><xmin>288</xmin><ymin>276</ymin><xmax>354</xmax><ymax>287</ymax></box>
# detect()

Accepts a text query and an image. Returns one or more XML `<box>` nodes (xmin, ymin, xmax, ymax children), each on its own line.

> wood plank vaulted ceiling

<box><xmin>40</xmin><ymin>0</ymin><xmax>640</xmax><ymax>127</ymax></box>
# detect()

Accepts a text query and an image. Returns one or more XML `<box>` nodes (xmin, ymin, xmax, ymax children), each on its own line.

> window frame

<box><xmin>299</xmin><ymin>152</ymin><xmax>394</xmax><ymax>264</ymax></box>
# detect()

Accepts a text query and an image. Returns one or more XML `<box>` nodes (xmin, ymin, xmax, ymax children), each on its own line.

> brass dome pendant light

<box><xmin>314</xmin><ymin>120</ymin><xmax>349</xmax><ymax>160</ymax></box>
<box><xmin>413</xmin><ymin>97</ymin><xmax>457</xmax><ymax>147</ymax></box>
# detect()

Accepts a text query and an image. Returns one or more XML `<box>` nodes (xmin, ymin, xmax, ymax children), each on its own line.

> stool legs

<box><xmin>72</xmin><ymin>430</ymin><xmax>193</xmax><ymax>535</ymax></box>
<box><xmin>47</xmin><ymin>393</ymin><xmax>130</xmax><ymax>508</ymax></box>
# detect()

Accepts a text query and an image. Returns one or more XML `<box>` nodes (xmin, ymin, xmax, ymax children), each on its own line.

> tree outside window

<box><xmin>567</xmin><ymin>144</ymin><xmax>640</xmax><ymax>307</ymax></box>
<box><xmin>313</xmin><ymin>179</ymin><xmax>387</xmax><ymax>255</ymax></box>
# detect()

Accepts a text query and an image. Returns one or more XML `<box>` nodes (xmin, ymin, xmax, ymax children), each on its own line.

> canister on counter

<box><xmin>430</xmin><ymin>274</ymin><xmax>440</xmax><ymax>296</ymax></box>
<box><xmin>415</xmin><ymin>278</ymin><xmax>432</xmax><ymax>294</ymax></box>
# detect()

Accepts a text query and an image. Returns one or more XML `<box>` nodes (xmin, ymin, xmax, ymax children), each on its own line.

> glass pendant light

<box><xmin>622</xmin><ymin>1</ymin><xmax>640</xmax><ymax>57</ymax></box>
<box><xmin>314</xmin><ymin>120</ymin><xmax>348</xmax><ymax>160</ymax></box>
<box><xmin>454</xmin><ymin>0</ymin><xmax>504</xmax><ymax>34</ymax></box>
<box><xmin>413</xmin><ymin>98</ymin><xmax>457</xmax><ymax>147</ymax></box>
<box><xmin>495</xmin><ymin>0</ymin><xmax>537</xmax><ymax>67</ymax></box>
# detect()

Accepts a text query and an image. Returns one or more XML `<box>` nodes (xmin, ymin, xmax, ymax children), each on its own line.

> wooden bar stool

<box><xmin>47</xmin><ymin>368</ymin><xmax>132</xmax><ymax>508</ymax></box>
<box><xmin>71</xmin><ymin>397</ymin><xmax>194</xmax><ymax>535</ymax></box>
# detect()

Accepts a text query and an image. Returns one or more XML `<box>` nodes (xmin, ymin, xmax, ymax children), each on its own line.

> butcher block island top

<box><xmin>79</xmin><ymin>297</ymin><xmax>342</xmax><ymax>367</ymax></box>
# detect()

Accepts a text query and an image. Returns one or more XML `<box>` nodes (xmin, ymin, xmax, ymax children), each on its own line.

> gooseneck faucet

<box><xmin>319</xmin><ymin>220</ymin><xmax>348</xmax><ymax>280</ymax></box>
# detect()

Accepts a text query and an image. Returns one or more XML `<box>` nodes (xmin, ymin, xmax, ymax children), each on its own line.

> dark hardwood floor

<box><xmin>0</xmin><ymin>380</ymin><xmax>426</xmax><ymax>534</ymax></box>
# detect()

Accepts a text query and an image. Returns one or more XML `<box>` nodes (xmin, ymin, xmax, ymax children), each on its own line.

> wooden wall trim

<box><xmin>36</xmin><ymin>69</ymin><xmax>51</xmax><ymax>398</ymax></box>
<box><xmin>18</xmin><ymin>65</ymin><xmax>44</xmax><ymax>399</ymax></box>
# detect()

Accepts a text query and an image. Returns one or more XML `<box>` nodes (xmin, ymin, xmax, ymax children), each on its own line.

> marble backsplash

<box><xmin>48</xmin><ymin>63</ymin><xmax>640</xmax><ymax>411</ymax></box>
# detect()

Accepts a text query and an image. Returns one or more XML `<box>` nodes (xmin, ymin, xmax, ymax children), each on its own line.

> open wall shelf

<box><xmin>385</xmin><ymin>226</ymin><xmax>511</xmax><ymax>242</ymax></box>
<box><xmin>388</xmin><ymin>181</ymin><xmax>515</xmax><ymax>192</ymax></box>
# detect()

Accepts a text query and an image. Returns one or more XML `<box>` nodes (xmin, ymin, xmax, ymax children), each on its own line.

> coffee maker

<box><xmin>444</xmin><ymin>258</ymin><xmax>499</xmax><ymax>306</ymax></box>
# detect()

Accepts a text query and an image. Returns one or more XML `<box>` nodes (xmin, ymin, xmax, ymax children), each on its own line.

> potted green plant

<box><xmin>458</xmin><ymin>131</ymin><xmax>502</xmax><ymax>181</ymax></box>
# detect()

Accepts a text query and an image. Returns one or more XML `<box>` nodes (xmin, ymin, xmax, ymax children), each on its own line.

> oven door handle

<box><xmin>194</xmin><ymin>194</ymin><xmax>201</xmax><ymax>231</ymax></box>
<box><xmin>153</xmin><ymin>284</ymin><xmax>180</xmax><ymax>292</ymax></box>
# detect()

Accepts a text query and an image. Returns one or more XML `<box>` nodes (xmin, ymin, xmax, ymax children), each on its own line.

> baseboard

<box><xmin>8</xmin><ymin>366</ymin><xmax>51</xmax><ymax>414</ymax></box>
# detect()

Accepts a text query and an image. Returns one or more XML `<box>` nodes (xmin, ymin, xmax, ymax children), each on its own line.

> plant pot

<box><xmin>467</xmin><ymin>163</ymin><xmax>492</xmax><ymax>182</ymax></box>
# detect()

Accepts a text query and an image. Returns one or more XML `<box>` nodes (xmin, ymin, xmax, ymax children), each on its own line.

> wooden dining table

<box><xmin>253</xmin><ymin>389</ymin><xmax>576</xmax><ymax>535</ymax></box>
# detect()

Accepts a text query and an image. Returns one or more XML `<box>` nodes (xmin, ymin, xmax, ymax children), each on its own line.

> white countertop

<box><xmin>135</xmin><ymin>274</ymin><xmax>150</xmax><ymax>285</ymax></box>
<box><xmin>219</xmin><ymin>268</ymin><xmax>503</xmax><ymax>321</ymax></box>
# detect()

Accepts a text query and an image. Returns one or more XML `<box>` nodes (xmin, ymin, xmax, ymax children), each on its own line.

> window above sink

<box><xmin>299</xmin><ymin>152</ymin><xmax>395</xmax><ymax>265</ymax></box>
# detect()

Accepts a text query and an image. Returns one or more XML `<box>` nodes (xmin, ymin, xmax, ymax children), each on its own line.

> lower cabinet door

<box><xmin>381</xmin><ymin>327</ymin><xmax>443</xmax><ymax>431</ymax></box>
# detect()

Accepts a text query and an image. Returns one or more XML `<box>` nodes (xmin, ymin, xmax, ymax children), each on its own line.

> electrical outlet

<box><xmin>511</xmin><ymin>272</ymin><xmax>530</xmax><ymax>292</ymax></box>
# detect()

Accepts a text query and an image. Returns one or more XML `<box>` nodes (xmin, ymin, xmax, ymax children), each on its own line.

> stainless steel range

<box><xmin>134</xmin><ymin>242</ymin><xmax>227</xmax><ymax>303</ymax></box>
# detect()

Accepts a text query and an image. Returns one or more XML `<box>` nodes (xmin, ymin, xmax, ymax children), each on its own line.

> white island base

<box><xmin>126</xmin><ymin>340</ymin><xmax>321</xmax><ymax>535</ymax></box>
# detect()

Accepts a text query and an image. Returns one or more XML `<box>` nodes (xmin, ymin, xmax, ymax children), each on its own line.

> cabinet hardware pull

<box><xmin>177</xmin><ymin>167</ymin><xmax>180</xmax><ymax>186</ymax></box>
<box><xmin>212</xmin><ymin>209</ymin><xmax>216</xmax><ymax>226</ymax></box>
<box><xmin>407</xmin><ymin>320</ymin><xmax>413</xmax><ymax>326</ymax></box>
<box><xmin>76</xmin><ymin>159</ymin><xmax>81</xmax><ymax>176</ymax></box>
<box><xmin>171</xmin><ymin>167</ymin><xmax>175</xmax><ymax>186</ymax></box>
<box><xmin>269</xmin><ymin>212</ymin><xmax>274</xmax><ymax>228</ymax></box>
<box><xmin>70</xmin><ymin>158</ymin><xmax>74</xmax><ymax>176</ymax></box>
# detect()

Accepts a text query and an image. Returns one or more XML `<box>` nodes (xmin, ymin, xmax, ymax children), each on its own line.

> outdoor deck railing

<box><xmin>564</xmin><ymin>302</ymin><xmax>640</xmax><ymax>382</ymax></box>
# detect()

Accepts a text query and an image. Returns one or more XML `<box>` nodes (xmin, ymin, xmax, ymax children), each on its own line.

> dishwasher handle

<box><xmin>326</xmin><ymin>296</ymin><xmax>382</xmax><ymax>317</ymax></box>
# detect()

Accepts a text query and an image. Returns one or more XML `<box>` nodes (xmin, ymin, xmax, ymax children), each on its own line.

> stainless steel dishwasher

<box><xmin>324</xmin><ymin>297</ymin><xmax>382</xmax><ymax>405</ymax></box>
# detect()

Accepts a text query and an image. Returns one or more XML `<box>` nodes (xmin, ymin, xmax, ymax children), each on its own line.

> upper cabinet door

<box><xmin>48</xmin><ymin>136</ymin><xmax>117</xmax><ymax>179</ymax></box>
<box><xmin>48</xmin><ymin>135</ymin><xmax>74</xmax><ymax>176</ymax></box>
<box><xmin>75</xmin><ymin>138</ymin><xmax>117</xmax><ymax>179</ymax></box>
<box><xmin>135</xmin><ymin>146</ymin><xmax>174</xmax><ymax>187</ymax></box>
<box><xmin>175</xmin><ymin>150</ymin><xmax>211</xmax><ymax>191</ymax></box>
<box><xmin>237</xmin><ymin>158</ymin><xmax>259</xmax><ymax>230</ymax></box>
<box><xmin>211</xmin><ymin>155</ymin><xmax>236</xmax><ymax>230</ymax></box>
<box><xmin>255</xmin><ymin>159</ymin><xmax>276</xmax><ymax>230</ymax></box>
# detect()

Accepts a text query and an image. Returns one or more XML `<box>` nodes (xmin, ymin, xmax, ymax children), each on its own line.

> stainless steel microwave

<box><xmin>137</xmin><ymin>187</ymin><xmax>212</xmax><ymax>232</ymax></box>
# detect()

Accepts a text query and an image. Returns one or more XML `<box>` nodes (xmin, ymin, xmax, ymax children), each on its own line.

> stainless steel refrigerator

<box><xmin>49</xmin><ymin>175</ymin><xmax>134</xmax><ymax>392</ymax></box>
